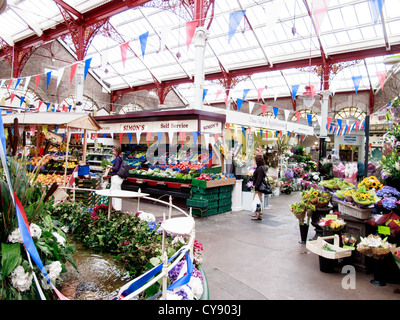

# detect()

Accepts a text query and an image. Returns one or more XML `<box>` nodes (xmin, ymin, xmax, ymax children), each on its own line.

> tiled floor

<box><xmin>122</xmin><ymin>191</ymin><xmax>400</xmax><ymax>300</ymax></box>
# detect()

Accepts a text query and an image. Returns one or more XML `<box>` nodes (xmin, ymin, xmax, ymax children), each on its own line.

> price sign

<box><xmin>326</xmin><ymin>214</ymin><xmax>337</xmax><ymax>220</ymax></box>
<box><xmin>378</xmin><ymin>225</ymin><xmax>391</xmax><ymax>236</ymax></box>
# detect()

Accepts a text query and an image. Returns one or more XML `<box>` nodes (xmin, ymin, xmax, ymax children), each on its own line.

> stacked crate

<box><xmin>187</xmin><ymin>185</ymin><xmax>233</xmax><ymax>217</ymax></box>
<box><xmin>71</xmin><ymin>177</ymin><xmax>100</xmax><ymax>207</ymax></box>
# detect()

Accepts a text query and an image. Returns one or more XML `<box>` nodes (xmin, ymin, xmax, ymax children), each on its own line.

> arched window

<box><xmin>335</xmin><ymin>107</ymin><xmax>366</xmax><ymax>121</ymax></box>
<box><xmin>257</xmin><ymin>111</ymin><xmax>275</xmax><ymax>118</ymax></box>
<box><xmin>119</xmin><ymin>103</ymin><xmax>144</xmax><ymax>114</ymax></box>
<box><xmin>59</xmin><ymin>95</ymin><xmax>99</xmax><ymax>114</ymax></box>
<box><xmin>0</xmin><ymin>85</ymin><xmax>41</xmax><ymax>113</ymax></box>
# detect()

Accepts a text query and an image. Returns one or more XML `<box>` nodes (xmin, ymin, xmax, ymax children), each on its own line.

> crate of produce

<box><xmin>191</xmin><ymin>177</ymin><xmax>236</xmax><ymax>189</ymax></box>
<box><xmin>192</xmin><ymin>193</ymin><xmax>219</xmax><ymax>201</ymax></box>
<box><xmin>219</xmin><ymin>198</ymin><xmax>232</xmax><ymax>207</ymax></box>
<box><xmin>218</xmin><ymin>205</ymin><xmax>232</xmax><ymax>214</ymax></box>
<box><xmin>337</xmin><ymin>201</ymin><xmax>372</xmax><ymax>219</ymax></box>
<box><xmin>191</xmin><ymin>186</ymin><xmax>219</xmax><ymax>195</ymax></box>
<box><xmin>186</xmin><ymin>198</ymin><xmax>208</xmax><ymax>208</ymax></box>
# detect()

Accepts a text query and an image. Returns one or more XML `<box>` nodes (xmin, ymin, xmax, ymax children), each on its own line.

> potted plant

<box><xmin>281</xmin><ymin>182</ymin><xmax>293</xmax><ymax>194</ymax></box>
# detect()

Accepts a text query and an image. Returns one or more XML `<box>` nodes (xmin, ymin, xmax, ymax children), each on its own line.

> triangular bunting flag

<box><xmin>291</xmin><ymin>85</ymin><xmax>300</xmax><ymax>100</ymax></box>
<box><xmin>261</xmin><ymin>105</ymin><xmax>267</xmax><ymax>116</ymax></box>
<box><xmin>157</xmin><ymin>132</ymin><xmax>162</xmax><ymax>146</ymax></box>
<box><xmin>186</xmin><ymin>20</ymin><xmax>199</xmax><ymax>50</ymax></box>
<box><xmin>248</xmin><ymin>101</ymin><xmax>255</xmax><ymax>114</ymax></box>
<box><xmin>139</xmin><ymin>32</ymin><xmax>149</xmax><ymax>58</ymax></box>
<box><xmin>352</xmin><ymin>75</ymin><xmax>362</xmax><ymax>93</ymax></box>
<box><xmin>35</xmin><ymin>74</ymin><xmax>41</xmax><ymax>90</ymax></box>
<box><xmin>70</xmin><ymin>63</ymin><xmax>77</xmax><ymax>84</ymax></box>
<box><xmin>296</xmin><ymin>112</ymin><xmax>301</xmax><ymax>123</ymax></box>
<box><xmin>203</xmin><ymin>89</ymin><xmax>208</xmax><ymax>102</ymax></box>
<box><xmin>228</xmin><ymin>10</ymin><xmax>246</xmax><ymax>44</ymax></box>
<box><xmin>273</xmin><ymin>107</ymin><xmax>278</xmax><ymax>119</ymax></box>
<box><xmin>56</xmin><ymin>67</ymin><xmax>65</xmax><ymax>88</ymax></box>
<box><xmin>241</xmin><ymin>126</ymin><xmax>246</xmax><ymax>137</ymax></box>
<box><xmin>14</xmin><ymin>78</ymin><xmax>21</xmax><ymax>90</ymax></box>
<box><xmin>128</xmin><ymin>133</ymin><xmax>133</xmax><ymax>145</ymax></box>
<box><xmin>307</xmin><ymin>114</ymin><xmax>312</xmax><ymax>126</ymax></box>
<box><xmin>84</xmin><ymin>58</ymin><xmax>92</xmax><ymax>80</ymax></box>
<box><xmin>119</xmin><ymin>133</ymin><xmax>123</xmax><ymax>145</ymax></box>
<box><xmin>284</xmin><ymin>109</ymin><xmax>290</xmax><ymax>122</ymax></box>
<box><xmin>46</xmin><ymin>71</ymin><xmax>52</xmax><ymax>90</ymax></box>
<box><xmin>377</xmin><ymin>70</ymin><xmax>387</xmax><ymax>90</ymax></box>
<box><xmin>257</xmin><ymin>88</ymin><xmax>264</xmax><ymax>101</ymax></box>
<box><xmin>237</xmin><ymin>98</ymin><xmax>244</xmax><ymax>111</ymax></box>
<box><xmin>242</xmin><ymin>89</ymin><xmax>250</xmax><ymax>100</ymax></box>
<box><xmin>136</xmin><ymin>132</ymin><xmax>141</xmax><ymax>144</ymax></box>
<box><xmin>215</xmin><ymin>89</ymin><xmax>223</xmax><ymax>101</ymax></box>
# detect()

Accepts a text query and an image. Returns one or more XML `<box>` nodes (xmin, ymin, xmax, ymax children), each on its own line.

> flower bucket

<box><xmin>299</xmin><ymin>224</ymin><xmax>309</xmax><ymax>244</ymax></box>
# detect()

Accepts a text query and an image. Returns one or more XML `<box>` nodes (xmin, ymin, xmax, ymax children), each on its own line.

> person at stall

<box><xmin>107</xmin><ymin>146</ymin><xmax>123</xmax><ymax>211</ymax></box>
<box><xmin>251</xmin><ymin>154</ymin><xmax>268</xmax><ymax>221</ymax></box>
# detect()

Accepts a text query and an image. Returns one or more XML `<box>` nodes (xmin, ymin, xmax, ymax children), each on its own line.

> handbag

<box><xmin>259</xmin><ymin>177</ymin><xmax>272</xmax><ymax>194</ymax></box>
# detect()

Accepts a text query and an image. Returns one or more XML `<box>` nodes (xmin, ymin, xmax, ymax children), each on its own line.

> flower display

<box><xmin>376</xmin><ymin>186</ymin><xmax>400</xmax><ymax>198</ymax></box>
<box><xmin>284</xmin><ymin>169</ymin><xmax>294</xmax><ymax>181</ymax></box>
<box><xmin>356</xmin><ymin>234</ymin><xmax>393</xmax><ymax>259</ymax></box>
<box><xmin>41</xmin><ymin>261</ymin><xmax>63</xmax><ymax>289</ymax></box>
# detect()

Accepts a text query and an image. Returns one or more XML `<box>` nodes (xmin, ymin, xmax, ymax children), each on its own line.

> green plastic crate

<box><xmin>219</xmin><ymin>185</ymin><xmax>233</xmax><ymax>193</ymax></box>
<box><xmin>207</xmin><ymin>200</ymin><xmax>219</xmax><ymax>209</ymax></box>
<box><xmin>192</xmin><ymin>207</ymin><xmax>218</xmax><ymax>217</ymax></box>
<box><xmin>191</xmin><ymin>186</ymin><xmax>219</xmax><ymax>195</ymax></box>
<box><xmin>219</xmin><ymin>198</ymin><xmax>232</xmax><ymax>207</ymax></box>
<box><xmin>192</xmin><ymin>193</ymin><xmax>219</xmax><ymax>201</ymax></box>
<box><xmin>218</xmin><ymin>205</ymin><xmax>232</xmax><ymax>213</ymax></box>
<box><xmin>219</xmin><ymin>192</ymin><xmax>232</xmax><ymax>199</ymax></box>
<box><xmin>186</xmin><ymin>198</ymin><xmax>208</xmax><ymax>208</ymax></box>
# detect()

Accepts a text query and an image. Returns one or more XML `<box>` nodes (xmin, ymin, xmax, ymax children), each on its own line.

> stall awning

<box><xmin>1</xmin><ymin>112</ymin><xmax>101</xmax><ymax>131</ymax></box>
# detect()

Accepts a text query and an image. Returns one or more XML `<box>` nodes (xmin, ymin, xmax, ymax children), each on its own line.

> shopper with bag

<box><xmin>107</xmin><ymin>146</ymin><xmax>124</xmax><ymax>211</ymax></box>
<box><xmin>251</xmin><ymin>154</ymin><xmax>269</xmax><ymax>220</ymax></box>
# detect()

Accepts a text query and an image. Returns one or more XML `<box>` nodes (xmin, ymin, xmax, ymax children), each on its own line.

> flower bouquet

<box><xmin>341</xmin><ymin>233</ymin><xmax>358</xmax><ymax>248</ymax></box>
<box><xmin>293</xmin><ymin>166</ymin><xmax>304</xmax><ymax>178</ymax></box>
<box><xmin>290</xmin><ymin>202</ymin><xmax>315</xmax><ymax>225</ymax></box>
<box><xmin>356</xmin><ymin>234</ymin><xmax>393</xmax><ymax>259</ymax></box>
<box><xmin>358</xmin><ymin>176</ymin><xmax>383</xmax><ymax>191</ymax></box>
<box><xmin>318</xmin><ymin>217</ymin><xmax>346</xmax><ymax>232</ymax></box>
<box><xmin>281</xmin><ymin>182</ymin><xmax>293</xmax><ymax>194</ymax></box>
<box><xmin>345</xmin><ymin>162</ymin><xmax>358</xmax><ymax>185</ymax></box>
<box><xmin>351</xmin><ymin>186</ymin><xmax>380</xmax><ymax>208</ymax></box>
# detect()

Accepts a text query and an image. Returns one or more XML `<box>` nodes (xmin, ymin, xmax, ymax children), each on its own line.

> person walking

<box><xmin>251</xmin><ymin>154</ymin><xmax>268</xmax><ymax>220</ymax></box>
<box><xmin>107</xmin><ymin>146</ymin><xmax>124</xmax><ymax>211</ymax></box>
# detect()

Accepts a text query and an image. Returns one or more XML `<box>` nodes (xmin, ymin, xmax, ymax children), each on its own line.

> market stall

<box><xmin>94</xmin><ymin>108</ymin><xmax>238</xmax><ymax>215</ymax></box>
<box><xmin>1</xmin><ymin>112</ymin><xmax>102</xmax><ymax>185</ymax></box>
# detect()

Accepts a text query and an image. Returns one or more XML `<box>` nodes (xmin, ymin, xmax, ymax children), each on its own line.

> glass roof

<box><xmin>1</xmin><ymin>0</ymin><xmax>400</xmax><ymax>109</ymax></box>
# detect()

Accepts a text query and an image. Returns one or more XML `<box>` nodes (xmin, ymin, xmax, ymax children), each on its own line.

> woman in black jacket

<box><xmin>252</xmin><ymin>154</ymin><xmax>268</xmax><ymax>220</ymax></box>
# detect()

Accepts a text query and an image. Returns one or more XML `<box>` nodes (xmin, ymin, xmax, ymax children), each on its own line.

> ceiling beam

<box><xmin>0</xmin><ymin>0</ymin><xmax>152</xmax><ymax>59</ymax></box>
<box><xmin>112</xmin><ymin>43</ymin><xmax>400</xmax><ymax>98</ymax></box>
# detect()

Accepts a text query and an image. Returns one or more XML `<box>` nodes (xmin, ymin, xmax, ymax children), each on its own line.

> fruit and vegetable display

<box><xmin>34</xmin><ymin>173</ymin><xmax>71</xmax><ymax>185</ymax></box>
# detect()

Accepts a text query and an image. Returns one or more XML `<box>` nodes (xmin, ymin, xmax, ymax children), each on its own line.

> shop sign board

<box><xmin>97</xmin><ymin>120</ymin><xmax>198</xmax><ymax>133</ymax></box>
<box><xmin>201</xmin><ymin>120</ymin><xmax>222</xmax><ymax>133</ymax></box>
<box><xmin>343</xmin><ymin>135</ymin><xmax>358</xmax><ymax>145</ymax></box>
